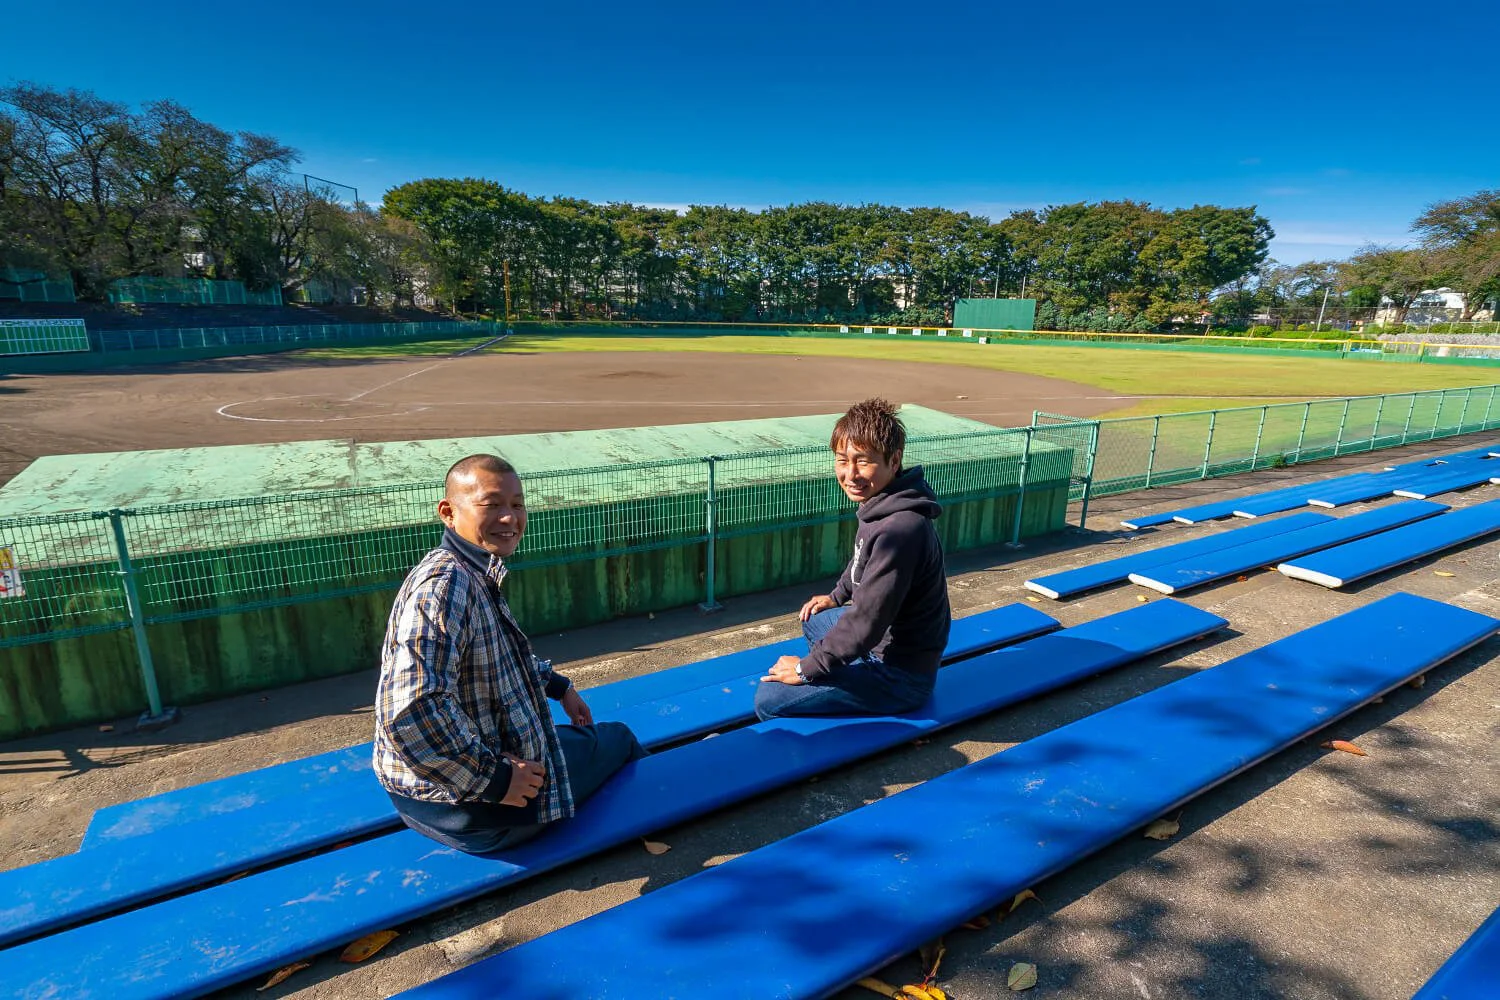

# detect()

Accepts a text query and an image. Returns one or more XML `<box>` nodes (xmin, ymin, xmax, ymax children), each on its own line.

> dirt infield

<box><xmin>0</xmin><ymin>344</ymin><xmax>1133</xmax><ymax>489</ymax></box>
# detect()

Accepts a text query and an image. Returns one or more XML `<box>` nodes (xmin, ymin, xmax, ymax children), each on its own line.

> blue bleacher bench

<box><xmin>0</xmin><ymin>600</ymin><xmax>1227</xmax><ymax>999</ymax></box>
<box><xmin>0</xmin><ymin>604</ymin><xmax>1060</xmax><ymax>947</ymax></box>
<box><xmin>398</xmin><ymin>592</ymin><xmax>1496</xmax><ymax>999</ymax></box>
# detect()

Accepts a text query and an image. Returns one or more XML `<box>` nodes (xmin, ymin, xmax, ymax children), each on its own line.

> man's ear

<box><xmin>437</xmin><ymin>497</ymin><xmax>454</xmax><ymax>525</ymax></box>
<box><xmin>889</xmin><ymin>449</ymin><xmax>904</xmax><ymax>470</ymax></box>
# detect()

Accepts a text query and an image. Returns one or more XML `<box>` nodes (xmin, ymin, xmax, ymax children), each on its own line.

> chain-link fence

<box><xmin>92</xmin><ymin>319</ymin><xmax>500</xmax><ymax>353</ymax></box>
<box><xmin>0</xmin><ymin>426</ymin><xmax>1071</xmax><ymax>724</ymax></box>
<box><xmin>1047</xmin><ymin>383</ymin><xmax>1500</xmax><ymax>500</ymax></box>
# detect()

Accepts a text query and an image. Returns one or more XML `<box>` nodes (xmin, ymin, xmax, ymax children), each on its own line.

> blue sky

<box><xmin>5</xmin><ymin>0</ymin><xmax>1495</xmax><ymax>264</ymax></box>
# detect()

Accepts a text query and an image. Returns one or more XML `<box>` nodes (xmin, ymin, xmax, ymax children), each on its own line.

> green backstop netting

<box><xmin>107</xmin><ymin>277</ymin><xmax>284</xmax><ymax>307</ymax></box>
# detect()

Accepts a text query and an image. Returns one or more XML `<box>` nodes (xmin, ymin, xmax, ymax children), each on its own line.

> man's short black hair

<box><xmin>444</xmin><ymin>454</ymin><xmax>517</xmax><ymax>498</ymax></box>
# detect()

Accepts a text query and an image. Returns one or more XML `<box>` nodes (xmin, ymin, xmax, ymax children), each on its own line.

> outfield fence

<box><xmin>92</xmin><ymin>319</ymin><xmax>500</xmax><ymax>353</ymax></box>
<box><xmin>515</xmin><ymin>319</ymin><xmax>1500</xmax><ymax>365</ymax></box>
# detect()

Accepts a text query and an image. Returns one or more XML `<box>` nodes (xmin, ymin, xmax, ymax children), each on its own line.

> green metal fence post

<box><xmin>1332</xmin><ymin>398</ymin><xmax>1352</xmax><ymax>456</ymax></box>
<box><xmin>1371</xmin><ymin>394</ymin><xmax>1386</xmax><ymax>448</ymax></box>
<box><xmin>1007</xmin><ymin>429</ymin><xmax>1034</xmax><ymax>546</ymax></box>
<box><xmin>699</xmin><ymin>457</ymin><xmax>723</xmax><ymax>612</ymax></box>
<box><xmin>1402</xmin><ymin>393</ymin><xmax>1417</xmax><ymax>444</ymax></box>
<box><xmin>1200</xmin><ymin>410</ymin><xmax>1218</xmax><ymax>479</ymax></box>
<box><xmin>107</xmin><ymin>510</ymin><xmax>179</xmax><ymax>730</ymax></box>
<box><xmin>1144</xmin><ymin>416</ymin><xmax>1161</xmax><ymax>489</ymax></box>
<box><xmin>1294</xmin><ymin>402</ymin><xmax>1311</xmax><ymax>463</ymax></box>
<box><xmin>1485</xmin><ymin>385</ymin><xmax>1499</xmax><ymax>428</ymax></box>
<box><xmin>1076</xmin><ymin>422</ymin><xmax>1101</xmax><ymax>529</ymax></box>
<box><xmin>1251</xmin><ymin>406</ymin><xmax>1268</xmax><ymax>469</ymax></box>
<box><xmin>1458</xmin><ymin>386</ymin><xmax>1475</xmax><ymax>432</ymax></box>
<box><xmin>1429</xmin><ymin>392</ymin><xmax>1444</xmax><ymax>440</ymax></box>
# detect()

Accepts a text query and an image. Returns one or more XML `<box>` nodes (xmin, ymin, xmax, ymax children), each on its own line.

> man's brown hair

<box><xmin>830</xmin><ymin>398</ymin><xmax>905</xmax><ymax>462</ymax></box>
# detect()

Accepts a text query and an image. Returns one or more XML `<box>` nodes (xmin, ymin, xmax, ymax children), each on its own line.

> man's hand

<box><xmin>799</xmin><ymin>593</ymin><xmax>837</xmax><ymax>622</ymax></box>
<box><xmin>761</xmin><ymin>654</ymin><xmax>807</xmax><ymax>685</ymax></box>
<box><xmin>499</xmin><ymin>755</ymin><xmax>546</xmax><ymax>807</ymax></box>
<box><xmin>560</xmin><ymin>687</ymin><xmax>593</xmax><ymax>727</ymax></box>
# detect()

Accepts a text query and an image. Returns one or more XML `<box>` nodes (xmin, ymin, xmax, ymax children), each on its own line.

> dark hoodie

<box><xmin>799</xmin><ymin>465</ymin><xmax>951</xmax><ymax>682</ymax></box>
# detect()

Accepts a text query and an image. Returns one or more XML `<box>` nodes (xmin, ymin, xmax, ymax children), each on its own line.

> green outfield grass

<box><xmin>500</xmin><ymin>335</ymin><xmax>1499</xmax><ymax>399</ymax></box>
<box><xmin>293</xmin><ymin>332</ymin><xmax>1500</xmax><ymax>413</ymax></box>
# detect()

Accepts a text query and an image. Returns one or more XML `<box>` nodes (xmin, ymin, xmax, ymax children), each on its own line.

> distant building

<box><xmin>1375</xmin><ymin>287</ymin><xmax>1495</xmax><ymax>325</ymax></box>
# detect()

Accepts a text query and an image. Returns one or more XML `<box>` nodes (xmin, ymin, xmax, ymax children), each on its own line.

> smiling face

<box><xmin>438</xmin><ymin>467</ymin><xmax>527</xmax><ymax>558</ymax></box>
<box><xmin>833</xmin><ymin>437</ymin><xmax>901</xmax><ymax>504</ymax></box>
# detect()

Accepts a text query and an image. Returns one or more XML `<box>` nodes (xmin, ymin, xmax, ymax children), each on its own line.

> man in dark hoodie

<box><xmin>374</xmin><ymin>454</ymin><xmax>646</xmax><ymax>854</ymax></box>
<box><xmin>755</xmin><ymin>398</ymin><xmax>951</xmax><ymax>720</ymax></box>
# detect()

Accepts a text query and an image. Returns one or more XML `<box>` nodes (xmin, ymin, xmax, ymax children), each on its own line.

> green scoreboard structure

<box><xmin>953</xmin><ymin>297</ymin><xmax>1036</xmax><ymax>332</ymax></box>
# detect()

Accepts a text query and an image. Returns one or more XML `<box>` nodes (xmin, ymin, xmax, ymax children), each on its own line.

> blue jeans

<box><xmin>389</xmin><ymin>721</ymin><xmax>646</xmax><ymax>854</ymax></box>
<box><xmin>753</xmin><ymin>606</ymin><xmax>934</xmax><ymax>721</ymax></box>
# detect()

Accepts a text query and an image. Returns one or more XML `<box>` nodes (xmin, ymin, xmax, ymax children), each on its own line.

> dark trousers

<box><xmin>389</xmin><ymin>721</ymin><xmax>646</xmax><ymax>855</ymax></box>
<box><xmin>753</xmin><ymin>606</ymin><xmax>934</xmax><ymax>721</ymax></box>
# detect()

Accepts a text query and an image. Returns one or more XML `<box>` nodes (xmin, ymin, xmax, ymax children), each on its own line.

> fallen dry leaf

<box><xmin>1136</xmin><ymin>594</ymin><xmax>1149</xmax><ymax>602</ymax></box>
<box><xmin>1321</xmin><ymin>739</ymin><xmax>1368</xmax><ymax>756</ymax></box>
<box><xmin>1235</xmin><ymin>575</ymin><xmax>1248</xmax><ymax>582</ymax></box>
<box><xmin>256</xmin><ymin>960</ymin><xmax>311</xmax><ymax>991</ymax></box>
<box><xmin>340</xmin><ymin>929</ymin><xmax>398</xmax><ymax>963</ymax></box>
<box><xmin>1409</xmin><ymin>674</ymin><xmax>1427</xmax><ymax>689</ymax></box>
<box><xmin>918</xmin><ymin>938</ymin><xmax>945</xmax><ymax>981</ymax></box>
<box><xmin>902</xmin><ymin>986</ymin><xmax>948</xmax><ymax>1000</ymax></box>
<box><xmin>1026</xmin><ymin>595</ymin><xmax>1041</xmax><ymax>603</ymax></box>
<box><xmin>1143</xmin><ymin>816</ymin><xmax>1181</xmax><ymax>840</ymax></box>
<box><xmin>1434</xmin><ymin>570</ymin><xmax>1455</xmax><ymax>578</ymax></box>
<box><xmin>1008</xmin><ymin>961</ymin><xmax>1039</xmax><ymax>991</ymax></box>
<box><xmin>999</xmin><ymin>888</ymin><xmax>1040</xmax><ymax>919</ymax></box>
<box><xmin>642</xmin><ymin>838</ymin><xmax>672</xmax><ymax>855</ymax></box>
<box><xmin>961</xmin><ymin>912</ymin><xmax>991</xmax><ymax>930</ymax></box>
<box><xmin>856</xmin><ymin>978</ymin><xmax>901</xmax><ymax>998</ymax></box>
<box><xmin>912</xmin><ymin>738</ymin><xmax>931</xmax><ymax>747</ymax></box>
<box><xmin>1371</xmin><ymin>696</ymin><xmax>1383</xmax><ymax>704</ymax></box>
<box><xmin>220</xmin><ymin>870</ymin><xmax>251</xmax><ymax>885</ymax></box>
<box><xmin>97</xmin><ymin>724</ymin><xmax>113</xmax><ymax>733</ymax></box>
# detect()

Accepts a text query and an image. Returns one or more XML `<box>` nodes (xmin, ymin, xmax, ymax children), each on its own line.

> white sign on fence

<box><xmin>0</xmin><ymin>546</ymin><xmax>23</xmax><ymax>599</ymax></box>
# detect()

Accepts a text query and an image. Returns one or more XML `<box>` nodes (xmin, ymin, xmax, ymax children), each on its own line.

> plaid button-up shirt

<box><xmin>374</xmin><ymin>540</ymin><xmax>574</xmax><ymax>823</ymax></box>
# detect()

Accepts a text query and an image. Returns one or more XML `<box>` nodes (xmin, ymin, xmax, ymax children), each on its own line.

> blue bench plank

<box><xmin>1279</xmin><ymin>498</ymin><xmax>1500</xmax><ymax>589</ymax></box>
<box><xmin>1130</xmin><ymin>500</ymin><xmax>1448</xmax><ymax>595</ymax></box>
<box><xmin>84</xmin><ymin>604</ymin><xmax>1052</xmax><ymax>850</ymax></box>
<box><xmin>401</xmin><ymin>593</ymin><xmax>1497</xmax><ymax>1000</ymax></box>
<box><xmin>1169</xmin><ymin>483</ymin><xmax>1315</xmax><ymax>525</ymax></box>
<box><xmin>0</xmin><ymin>605</ymin><xmax>1057</xmax><ymax>948</ymax></box>
<box><xmin>1118</xmin><ymin>511</ymin><xmax>1178</xmax><ymax>530</ymax></box>
<box><xmin>81</xmin><ymin>637</ymin><xmax>803</xmax><ymax>847</ymax></box>
<box><xmin>1383</xmin><ymin>444</ymin><xmax>1500</xmax><ymax>471</ymax></box>
<box><xmin>1412</xmin><ymin>906</ymin><xmax>1500</xmax><ymax>1000</ymax></box>
<box><xmin>0</xmin><ymin>600</ymin><xmax>1227</xmax><ymax>999</ymax></box>
<box><xmin>1393</xmin><ymin>462</ymin><xmax>1499</xmax><ymax>499</ymax></box>
<box><xmin>1023</xmin><ymin>511</ymin><xmax>1331</xmax><ymax>600</ymax></box>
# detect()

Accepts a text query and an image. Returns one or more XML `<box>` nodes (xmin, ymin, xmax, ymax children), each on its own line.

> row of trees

<box><xmin>3</xmin><ymin>82</ymin><xmax>1492</xmax><ymax>329</ymax></box>
<box><xmin>0</xmin><ymin>82</ymin><xmax>1274</xmax><ymax>324</ymax></box>
<box><xmin>1211</xmin><ymin>194</ymin><xmax>1500</xmax><ymax>329</ymax></box>
<box><xmin>379</xmin><ymin>179</ymin><xmax>1273</xmax><ymax>325</ymax></box>
<box><xmin>0</xmin><ymin>83</ymin><xmax>431</xmax><ymax>305</ymax></box>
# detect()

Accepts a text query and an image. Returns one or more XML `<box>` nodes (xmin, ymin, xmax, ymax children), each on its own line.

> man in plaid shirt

<box><xmin>375</xmin><ymin>454</ymin><xmax>646</xmax><ymax>853</ymax></box>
